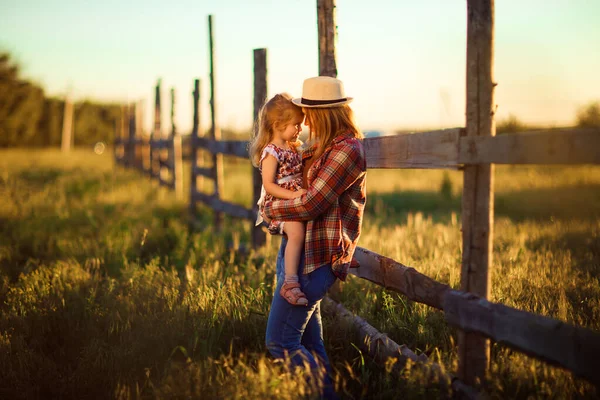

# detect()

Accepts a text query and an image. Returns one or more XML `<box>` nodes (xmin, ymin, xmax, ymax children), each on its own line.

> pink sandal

<box><xmin>280</xmin><ymin>282</ymin><xmax>308</xmax><ymax>306</ymax></box>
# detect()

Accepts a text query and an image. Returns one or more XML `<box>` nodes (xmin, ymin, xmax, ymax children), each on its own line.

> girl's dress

<box><xmin>256</xmin><ymin>143</ymin><xmax>303</xmax><ymax>235</ymax></box>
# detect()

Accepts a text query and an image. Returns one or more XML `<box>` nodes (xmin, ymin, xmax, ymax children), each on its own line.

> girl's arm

<box><xmin>261</xmin><ymin>154</ymin><xmax>305</xmax><ymax>200</ymax></box>
<box><xmin>264</xmin><ymin>138</ymin><xmax>365</xmax><ymax>220</ymax></box>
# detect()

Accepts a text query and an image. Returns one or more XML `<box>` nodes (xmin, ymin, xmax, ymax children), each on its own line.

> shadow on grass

<box><xmin>367</xmin><ymin>183</ymin><xmax>600</xmax><ymax>226</ymax></box>
<box><xmin>17</xmin><ymin>168</ymin><xmax>65</xmax><ymax>185</ymax></box>
<box><xmin>0</xmin><ymin>198</ymin><xmax>189</xmax><ymax>282</ymax></box>
<box><xmin>0</xmin><ymin>268</ymin><xmax>270</xmax><ymax>400</ymax></box>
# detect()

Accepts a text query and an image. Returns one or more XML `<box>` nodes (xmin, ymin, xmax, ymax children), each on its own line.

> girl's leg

<box><xmin>281</xmin><ymin>221</ymin><xmax>307</xmax><ymax>305</ymax></box>
<box><xmin>282</xmin><ymin>221</ymin><xmax>305</xmax><ymax>277</ymax></box>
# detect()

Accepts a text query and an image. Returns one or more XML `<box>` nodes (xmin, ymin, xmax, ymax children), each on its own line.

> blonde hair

<box><xmin>303</xmin><ymin>105</ymin><xmax>362</xmax><ymax>160</ymax></box>
<box><xmin>249</xmin><ymin>93</ymin><xmax>304</xmax><ymax>167</ymax></box>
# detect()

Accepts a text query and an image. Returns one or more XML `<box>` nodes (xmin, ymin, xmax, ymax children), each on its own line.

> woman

<box><xmin>263</xmin><ymin>76</ymin><xmax>367</xmax><ymax>399</ymax></box>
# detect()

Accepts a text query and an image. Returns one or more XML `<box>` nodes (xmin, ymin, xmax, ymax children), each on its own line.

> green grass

<box><xmin>1</xmin><ymin>148</ymin><xmax>599</xmax><ymax>399</ymax></box>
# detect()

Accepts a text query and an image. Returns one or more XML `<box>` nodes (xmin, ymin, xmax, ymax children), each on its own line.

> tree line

<box><xmin>0</xmin><ymin>53</ymin><xmax>121</xmax><ymax>148</ymax></box>
<box><xmin>496</xmin><ymin>101</ymin><xmax>599</xmax><ymax>134</ymax></box>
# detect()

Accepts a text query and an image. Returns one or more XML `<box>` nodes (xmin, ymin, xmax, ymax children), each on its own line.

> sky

<box><xmin>1</xmin><ymin>0</ymin><xmax>599</xmax><ymax>135</ymax></box>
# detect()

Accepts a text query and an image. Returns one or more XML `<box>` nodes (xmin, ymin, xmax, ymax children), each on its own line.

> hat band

<box><xmin>301</xmin><ymin>97</ymin><xmax>347</xmax><ymax>106</ymax></box>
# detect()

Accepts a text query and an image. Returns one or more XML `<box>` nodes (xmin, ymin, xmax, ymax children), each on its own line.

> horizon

<box><xmin>2</xmin><ymin>0</ymin><xmax>599</xmax><ymax>134</ymax></box>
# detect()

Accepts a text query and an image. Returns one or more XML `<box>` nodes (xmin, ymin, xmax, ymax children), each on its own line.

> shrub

<box><xmin>576</xmin><ymin>101</ymin><xmax>600</xmax><ymax>128</ymax></box>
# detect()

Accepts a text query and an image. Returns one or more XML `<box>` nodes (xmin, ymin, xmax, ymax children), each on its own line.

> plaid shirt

<box><xmin>263</xmin><ymin>133</ymin><xmax>367</xmax><ymax>280</ymax></box>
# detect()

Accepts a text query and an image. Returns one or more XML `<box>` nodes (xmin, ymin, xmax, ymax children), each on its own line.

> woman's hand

<box><xmin>261</xmin><ymin>205</ymin><xmax>271</xmax><ymax>224</ymax></box>
<box><xmin>292</xmin><ymin>188</ymin><xmax>307</xmax><ymax>198</ymax></box>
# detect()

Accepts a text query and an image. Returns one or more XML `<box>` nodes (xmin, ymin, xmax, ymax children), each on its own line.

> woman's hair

<box><xmin>249</xmin><ymin>93</ymin><xmax>304</xmax><ymax>167</ymax></box>
<box><xmin>303</xmin><ymin>105</ymin><xmax>362</xmax><ymax>160</ymax></box>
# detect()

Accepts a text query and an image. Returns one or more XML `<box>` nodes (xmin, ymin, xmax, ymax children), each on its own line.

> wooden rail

<box><xmin>113</xmin><ymin>0</ymin><xmax>600</xmax><ymax>396</ymax></box>
<box><xmin>364</xmin><ymin>128</ymin><xmax>462</xmax><ymax>169</ymax></box>
<box><xmin>115</xmin><ymin>83</ymin><xmax>183</xmax><ymax>196</ymax></box>
<box><xmin>351</xmin><ymin>247</ymin><xmax>600</xmax><ymax>386</ymax></box>
<box><xmin>459</xmin><ymin>128</ymin><xmax>600</xmax><ymax>165</ymax></box>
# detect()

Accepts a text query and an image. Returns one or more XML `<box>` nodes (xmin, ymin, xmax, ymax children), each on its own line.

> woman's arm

<box><xmin>264</xmin><ymin>138</ymin><xmax>366</xmax><ymax>221</ymax></box>
<box><xmin>261</xmin><ymin>155</ymin><xmax>305</xmax><ymax>200</ymax></box>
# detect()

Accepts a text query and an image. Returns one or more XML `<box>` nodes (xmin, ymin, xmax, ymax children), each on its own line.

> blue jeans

<box><xmin>265</xmin><ymin>237</ymin><xmax>339</xmax><ymax>399</ymax></box>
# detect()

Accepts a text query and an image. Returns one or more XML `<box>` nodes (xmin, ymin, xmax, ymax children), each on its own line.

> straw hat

<box><xmin>292</xmin><ymin>76</ymin><xmax>353</xmax><ymax>108</ymax></box>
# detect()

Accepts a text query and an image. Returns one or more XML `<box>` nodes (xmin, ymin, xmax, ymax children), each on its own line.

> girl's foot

<box><xmin>280</xmin><ymin>282</ymin><xmax>308</xmax><ymax>306</ymax></box>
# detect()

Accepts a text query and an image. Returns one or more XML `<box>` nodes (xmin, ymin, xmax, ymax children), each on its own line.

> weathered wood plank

<box><xmin>150</xmin><ymin>139</ymin><xmax>170</xmax><ymax>149</ymax></box>
<box><xmin>192</xmin><ymin>165</ymin><xmax>214</xmax><ymax>179</ymax></box>
<box><xmin>251</xmin><ymin>48</ymin><xmax>268</xmax><ymax>248</ymax></box>
<box><xmin>119</xmin><ymin>105</ymin><xmax>129</xmax><ymax>166</ymax></box>
<box><xmin>323</xmin><ymin>296</ymin><xmax>429</xmax><ymax>365</ymax></box>
<box><xmin>61</xmin><ymin>95</ymin><xmax>73</xmax><ymax>152</ymax></box>
<box><xmin>181</xmin><ymin>136</ymin><xmax>194</xmax><ymax>161</ymax></box>
<box><xmin>208</xmin><ymin>14</ymin><xmax>225</xmax><ymax>231</ymax></box>
<box><xmin>323</xmin><ymin>297</ymin><xmax>481</xmax><ymax>399</ymax></box>
<box><xmin>172</xmin><ymin>133</ymin><xmax>183</xmax><ymax>200</ymax></box>
<box><xmin>192</xmin><ymin>192</ymin><xmax>253</xmax><ymax>220</ymax></box>
<box><xmin>459</xmin><ymin>128</ymin><xmax>600</xmax><ymax>165</ymax></box>
<box><xmin>363</xmin><ymin>128</ymin><xmax>461</xmax><ymax>169</ymax></box>
<box><xmin>351</xmin><ymin>247</ymin><xmax>450</xmax><ymax>310</ymax></box>
<box><xmin>158</xmin><ymin>158</ymin><xmax>171</xmax><ymax>168</ymax></box>
<box><xmin>190</xmin><ymin>79</ymin><xmax>201</xmax><ymax>219</ymax></box>
<box><xmin>193</xmin><ymin>136</ymin><xmax>250</xmax><ymax>158</ymax></box>
<box><xmin>350</xmin><ymin>246</ymin><xmax>600</xmax><ymax>386</ymax></box>
<box><xmin>317</xmin><ymin>0</ymin><xmax>337</xmax><ymax>78</ymax></box>
<box><xmin>149</xmin><ymin>80</ymin><xmax>161</xmax><ymax>180</ymax></box>
<box><xmin>175</xmin><ymin>128</ymin><xmax>600</xmax><ymax>167</ymax></box>
<box><xmin>460</xmin><ymin>0</ymin><xmax>495</xmax><ymax>385</ymax></box>
<box><xmin>444</xmin><ymin>291</ymin><xmax>600</xmax><ymax>386</ymax></box>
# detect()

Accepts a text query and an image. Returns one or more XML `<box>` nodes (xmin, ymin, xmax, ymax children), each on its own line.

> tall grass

<box><xmin>1</xmin><ymin>148</ymin><xmax>599</xmax><ymax>399</ymax></box>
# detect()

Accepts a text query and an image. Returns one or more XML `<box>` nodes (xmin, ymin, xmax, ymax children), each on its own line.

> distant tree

<box><xmin>576</xmin><ymin>101</ymin><xmax>600</xmax><ymax>128</ymax></box>
<box><xmin>0</xmin><ymin>53</ymin><xmax>46</xmax><ymax>146</ymax></box>
<box><xmin>38</xmin><ymin>98</ymin><xmax>64</xmax><ymax>146</ymax></box>
<box><xmin>0</xmin><ymin>52</ymin><xmax>123</xmax><ymax>147</ymax></box>
<box><xmin>73</xmin><ymin>101</ymin><xmax>121</xmax><ymax>146</ymax></box>
<box><xmin>496</xmin><ymin>114</ymin><xmax>527</xmax><ymax>134</ymax></box>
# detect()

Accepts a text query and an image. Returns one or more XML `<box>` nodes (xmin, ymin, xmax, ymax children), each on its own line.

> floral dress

<box><xmin>256</xmin><ymin>143</ymin><xmax>303</xmax><ymax>235</ymax></box>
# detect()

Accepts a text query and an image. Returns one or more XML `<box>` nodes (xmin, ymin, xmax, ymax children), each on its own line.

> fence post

<box><xmin>61</xmin><ymin>95</ymin><xmax>74</xmax><ymax>152</ymax></box>
<box><xmin>127</xmin><ymin>103</ymin><xmax>136</xmax><ymax>168</ymax></box>
<box><xmin>251</xmin><ymin>48</ymin><xmax>268</xmax><ymax>249</ymax></box>
<box><xmin>136</xmin><ymin>100</ymin><xmax>146</xmax><ymax>171</ymax></box>
<box><xmin>208</xmin><ymin>14</ymin><xmax>224</xmax><ymax>230</ymax></box>
<box><xmin>316</xmin><ymin>0</ymin><xmax>345</xmax><ymax>298</ymax></box>
<box><xmin>170</xmin><ymin>88</ymin><xmax>183</xmax><ymax>199</ymax></box>
<box><xmin>119</xmin><ymin>105</ymin><xmax>128</xmax><ymax>166</ymax></box>
<box><xmin>190</xmin><ymin>79</ymin><xmax>201</xmax><ymax>219</ymax></box>
<box><xmin>151</xmin><ymin>80</ymin><xmax>161</xmax><ymax>180</ymax></box>
<box><xmin>113</xmin><ymin>119</ymin><xmax>119</xmax><ymax>163</ymax></box>
<box><xmin>114</xmin><ymin>106</ymin><xmax>124</xmax><ymax>165</ymax></box>
<box><xmin>459</xmin><ymin>0</ymin><xmax>496</xmax><ymax>387</ymax></box>
<box><xmin>317</xmin><ymin>0</ymin><xmax>337</xmax><ymax>78</ymax></box>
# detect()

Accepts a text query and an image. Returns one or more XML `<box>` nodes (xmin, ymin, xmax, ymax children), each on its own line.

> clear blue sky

<box><xmin>2</xmin><ymin>0</ymin><xmax>599</xmax><ymax>134</ymax></box>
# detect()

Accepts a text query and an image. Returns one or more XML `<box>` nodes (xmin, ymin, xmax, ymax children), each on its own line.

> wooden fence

<box><xmin>114</xmin><ymin>87</ymin><xmax>183</xmax><ymax>198</ymax></box>
<box><xmin>113</xmin><ymin>0</ymin><xmax>600</xmax><ymax>395</ymax></box>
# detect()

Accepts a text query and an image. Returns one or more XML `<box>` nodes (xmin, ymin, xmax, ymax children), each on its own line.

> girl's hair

<box><xmin>303</xmin><ymin>104</ymin><xmax>362</xmax><ymax>160</ymax></box>
<box><xmin>249</xmin><ymin>93</ymin><xmax>304</xmax><ymax>167</ymax></box>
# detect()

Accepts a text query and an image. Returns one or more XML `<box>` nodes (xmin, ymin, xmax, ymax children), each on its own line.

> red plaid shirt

<box><xmin>263</xmin><ymin>133</ymin><xmax>367</xmax><ymax>280</ymax></box>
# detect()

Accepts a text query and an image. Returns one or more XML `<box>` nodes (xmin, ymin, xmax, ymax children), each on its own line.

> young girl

<box><xmin>249</xmin><ymin>93</ymin><xmax>308</xmax><ymax>306</ymax></box>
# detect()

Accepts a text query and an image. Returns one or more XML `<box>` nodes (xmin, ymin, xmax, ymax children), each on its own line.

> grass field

<box><xmin>1</xmin><ymin>148</ymin><xmax>599</xmax><ymax>399</ymax></box>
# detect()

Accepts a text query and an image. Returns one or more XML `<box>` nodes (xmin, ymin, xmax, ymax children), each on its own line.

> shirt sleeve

<box><xmin>259</xmin><ymin>144</ymin><xmax>279</xmax><ymax>170</ymax></box>
<box><xmin>264</xmin><ymin>138</ymin><xmax>366</xmax><ymax>221</ymax></box>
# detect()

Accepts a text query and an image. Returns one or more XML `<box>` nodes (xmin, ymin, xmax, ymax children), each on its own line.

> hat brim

<box><xmin>292</xmin><ymin>97</ymin><xmax>353</xmax><ymax>108</ymax></box>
